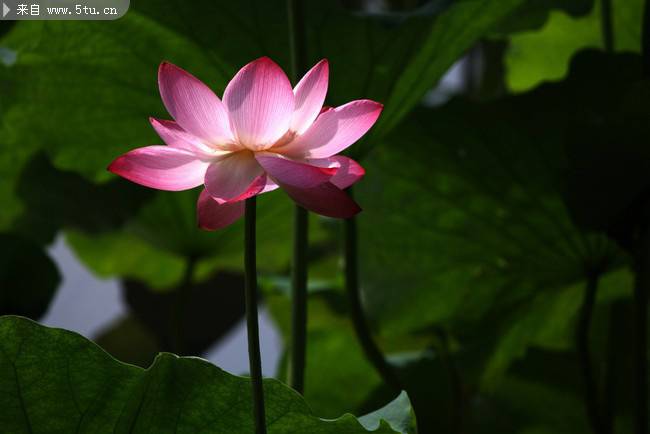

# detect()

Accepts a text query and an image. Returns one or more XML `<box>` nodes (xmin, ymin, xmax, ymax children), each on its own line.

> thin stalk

<box><xmin>576</xmin><ymin>270</ymin><xmax>607</xmax><ymax>434</ymax></box>
<box><xmin>590</xmin><ymin>3</ymin><xmax>615</xmax><ymax>433</ymax></box>
<box><xmin>244</xmin><ymin>197</ymin><xmax>267</xmax><ymax>434</ymax></box>
<box><xmin>289</xmin><ymin>206</ymin><xmax>308</xmax><ymax>393</ymax></box>
<box><xmin>344</xmin><ymin>196</ymin><xmax>402</xmax><ymax>392</ymax></box>
<box><xmin>603</xmin><ymin>302</ymin><xmax>624</xmax><ymax>434</ymax></box>
<box><xmin>636</xmin><ymin>4</ymin><xmax>650</xmax><ymax>433</ymax></box>
<box><xmin>287</xmin><ymin>0</ymin><xmax>309</xmax><ymax>394</ymax></box>
<box><xmin>641</xmin><ymin>0</ymin><xmax>650</xmax><ymax>78</ymax></box>
<box><xmin>171</xmin><ymin>255</ymin><xmax>197</xmax><ymax>354</ymax></box>
<box><xmin>287</xmin><ymin>0</ymin><xmax>307</xmax><ymax>82</ymax></box>
<box><xmin>634</xmin><ymin>218</ymin><xmax>650</xmax><ymax>434</ymax></box>
<box><xmin>600</xmin><ymin>0</ymin><xmax>614</xmax><ymax>52</ymax></box>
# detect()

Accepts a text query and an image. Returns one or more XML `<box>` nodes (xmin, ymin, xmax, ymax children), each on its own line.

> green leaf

<box><xmin>0</xmin><ymin>234</ymin><xmax>60</xmax><ymax>319</ymax></box>
<box><xmin>359</xmin><ymin>391</ymin><xmax>417</xmax><ymax>434</ymax></box>
<box><xmin>0</xmin><ymin>315</ymin><xmax>412</xmax><ymax>433</ymax></box>
<box><xmin>369</xmin><ymin>0</ymin><xmax>526</xmax><ymax>142</ymax></box>
<box><xmin>356</xmin><ymin>54</ymin><xmax>632</xmax><ymax>384</ymax></box>
<box><xmin>504</xmin><ymin>0</ymin><xmax>642</xmax><ymax>92</ymax></box>
<box><xmin>491</xmin><ymin>0</ymin><xmax>594</xmax><ymax>35</ymax></box>
<box><xmin>65</xmin><ymin>229</ymin><xmax>185</xmax><ymax>290</ymax></box>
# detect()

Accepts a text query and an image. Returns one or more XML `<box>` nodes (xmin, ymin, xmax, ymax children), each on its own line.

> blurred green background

<box><xmin>1</xmin><ymin>0</ymin><xmax>649</xmax><ymax>432</ymax></box>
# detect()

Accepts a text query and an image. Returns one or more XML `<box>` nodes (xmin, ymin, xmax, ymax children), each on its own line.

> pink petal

<box><xmin>291</xmin><ymin>59</ymin><xmax>329</xmax><ymax>134</ymax></box>
<box><xmin>108</xmin><ymin>146</ymin><xmax>208</xmax><ymax>191</ymax></box>
<box><xmin>197</xmin><ymin>189</ymin><xmax>244</xmax><ymax>231</ymax></box>
<box><xmin>281</xmin><ymin>182</ymin><xmax>361</xmax><ymax>218</ymax></box>
<box><xmin>308</xmin><ymin>155</ymin><xmax>365</xmax><ymax>189</ymax></box>
<box><xmin>223</xmin><ymin>57</ymin><xmax>295</xmax><ymax>149</ymax></box>
<box><xmin>150</xmin><ymin>118</ymin><xmax>230</xmax><ymax>159</ymax></box>
<box><xmin>158</xmin><ymin>62</ymin><xmax>234</xmax><ymax>147</ymax></box>
<box><xmin>255</xmin><ymin>152</ymin><xmax>360</xmax><ymax>218</ymax></box>
<box><xmin>261</xmin><ymin>178</ymin><xmax>280</xmax><ymax>194</ymax></box>
<box><xmin>278</xmin><ymin>99</ymin><xmax>383</xmax><ymax>159</ymax></box>
<box><xmin>204</xmin><ymin>152</ymin><xmax>265</xmax><ymax>204</ymax></box>
<box><xmin>255</xmin><ymin>152</ymin><xmax>336</xmax><ymax>188</ymax></box>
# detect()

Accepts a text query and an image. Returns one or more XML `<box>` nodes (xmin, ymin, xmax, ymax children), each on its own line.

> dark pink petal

<box><xmin>255</xmin><ymin>152</ymin><xmax>335</xmax><ymax>188</ymax></box>
<box><xmin>149</xmin><ymin>118</ymin><xmax>230</xmax><ymax>158</ymax></box>
<box><xmin>308</xmin><ymin>155</ymin><xmax>365</xmax><ymax>189</ymax></box>
<box><xmin>291</xmin><ymin>59</ymin><xmax>329</xmax><ymax>134</ymax></box>
<box><xmin>158</xmin><ymin>62</ymin><xmax>234</xmax><ymax>146</ymax></box>
<box><xmin>108</xmin><ymin>146</ymin><xmax>208</xmax><ymax>191</ymax></box>
<box><xmin>255</xmin><ymin>152</ymin><xmax>359</xmax><ymax>218</ymax></box>
<box><xmin>223</xmin><ymin>57</ymin><xmax>294</xmax><ymax>149</ymax></box>
<box><xmin>279</xmin><ymin>99</ymin><xmax>383</xmax><ymax>159</ymax></box>
<box><xmin>197</xmin><ymin>189</ymin><xmax>244</xmax><ymax>231</ymax></box>
<box><xmin>204</xmin><ymin>152</ymin><xmax>265</xmax><ymax>203</ymax></box>
<box><xmin>281</xmin><ymin>182</ymin><xmax>361</xmax><ymax>218</ymax></box>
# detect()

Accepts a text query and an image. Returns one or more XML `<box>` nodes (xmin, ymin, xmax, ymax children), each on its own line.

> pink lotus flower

<box><xmin>108</xmin><ymin>57</ymin><xmax>382</xmax><ymax>230</ymax></box>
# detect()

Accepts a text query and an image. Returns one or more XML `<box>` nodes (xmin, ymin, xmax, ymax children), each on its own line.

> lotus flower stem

<box><xmin>576</xmin><ymin>270</ymin><xmax>607</xmax><ymax>434</ymax></box>
<box><xmin>244</xmin><ymin>197</ymin><xmax>267</xmax><ymax>434</ymax></box>
<box><xmin>287</xmin><ymin>0</ymin><xmax>309</xmax><ymax>394</ymax></box>
<box><xmin>344</xmin><ymin>191</ymin><xmax>402</xmax><ymax>393</ymax></box>
<box><xmin>634</xmin><ymin>220</ymin><xmax>650</xmax><ymax>434</ymax></box>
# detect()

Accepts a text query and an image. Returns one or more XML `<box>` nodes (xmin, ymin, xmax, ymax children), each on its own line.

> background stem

<box><xmin>600</xmin><ymin>0</ymin><xmax>614</xmax><ymax>52</ymax></box>
<box><xmin>287</xmin><ymin>0</ymin><xmax>309</xmax><ymax>394</ymax></box>
<box><xmin>344</xmin><ymin>192</ymin><xmax>402</xmax><ymax>392</ymax></box>
<box><xmin>576</xmin><ymin>270</ymin><xmax>607</xmax><ymax>434</ymax></box>
<box><xmin>635</xmin><ymin>218</ymin><xmax>649</xmax><ymax>434</ymax></box>
<box><xmin>636</xmin><ymin>3</ymin><xmax>650</xmax><ymax>433</ymax></box>
<box><xmin>244</xmin><ymin>197</ymin><xmax>267</xmax><ymax>434</ymax></box>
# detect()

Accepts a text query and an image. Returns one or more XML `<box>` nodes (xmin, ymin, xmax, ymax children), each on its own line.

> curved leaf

<box><xmin>0</xmin><ymin>316</ymin><xmax>412</xmax><ymax>434</ymax></box>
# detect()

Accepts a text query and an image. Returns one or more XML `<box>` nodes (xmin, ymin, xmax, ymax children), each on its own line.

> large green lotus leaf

<box><xmin>355</xmin><ymin>55</ymin><xmax>637</xmax><ymax>389</ymax></box>
<box><xmin>478</xmin><ymin>268</ymin><xmax>632</xmax><ymax>385</ymax></box>
<box><xmin>492</xmin><ymin>0</ymin><xmax>594</xmax><ymax>35</ymax></box>
<box><xmin>359</xmin><ymin>50</ymin><xmax>635</xmax><ymax>336</ymax></box>
<box><xmin>505</xmin><ymin>0</ymin><xmax>641</xmax><ymax>92</ymax></box>
<box><xmin>0</xmin><ymin>315</ymin><xmax>414</xmax><ymax>434</ymax></box>
<box><xmin>0</xmin><ymin>234</ymin><xmax>60</xmax><ymax>319</ymax></box>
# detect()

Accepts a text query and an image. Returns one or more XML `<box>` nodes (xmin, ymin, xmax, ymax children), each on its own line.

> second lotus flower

<box><xmin>109</xmin><ymin>57</ymin><xmax>382</xmax><ymax>230</ymax></box>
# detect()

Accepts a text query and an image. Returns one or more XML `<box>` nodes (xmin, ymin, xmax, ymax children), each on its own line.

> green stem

<box><xmin>576</xmin><ymin>270</ymin><xmax>607</xmax><ymax>434</ymax></box>
<box><xmin>171</xmin><ymin>255</ymin><xmax>197</xmax><ymax>354</ymax></box>
<box><xmin>344</xmin><ymin>195</ymin><xmax>402</xmax><ymax>392</ymax></box>
<box><xmin>600</xmin><ymin>0</ymin><xmax>614</xmax><ymax>52</ymax></box>
<box><xmin>289</xmin><ymin>206</ymin><xmax>308</xmax><ymax>393</ymax></box>
<box><xmin>287</xmin><ymin>0</ymin><xmax>309</xmax><ymax>394</ymax></box>
<box><xmin>636</xmin><ymin>4</ymin><xmax>650</xmax><ymax>433</ymax></box>
<box><xmin>244</xmin><ymin>197</ymin><xmax>267</xmax><ymax>434</ymax></box>
<box><xmin>287</xmin><ymin>0</ymin><xmax>307</xmax><ymax>82</ymax></box>
<box><xmin>641</xmin><ymin>0</ymin><xmax>650</xmax><ymax>78</ymax></box>
<box><xmin>634</xmin><ymin>218</ymin><xmax>649</xmax><ymax>434</ymax></box>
